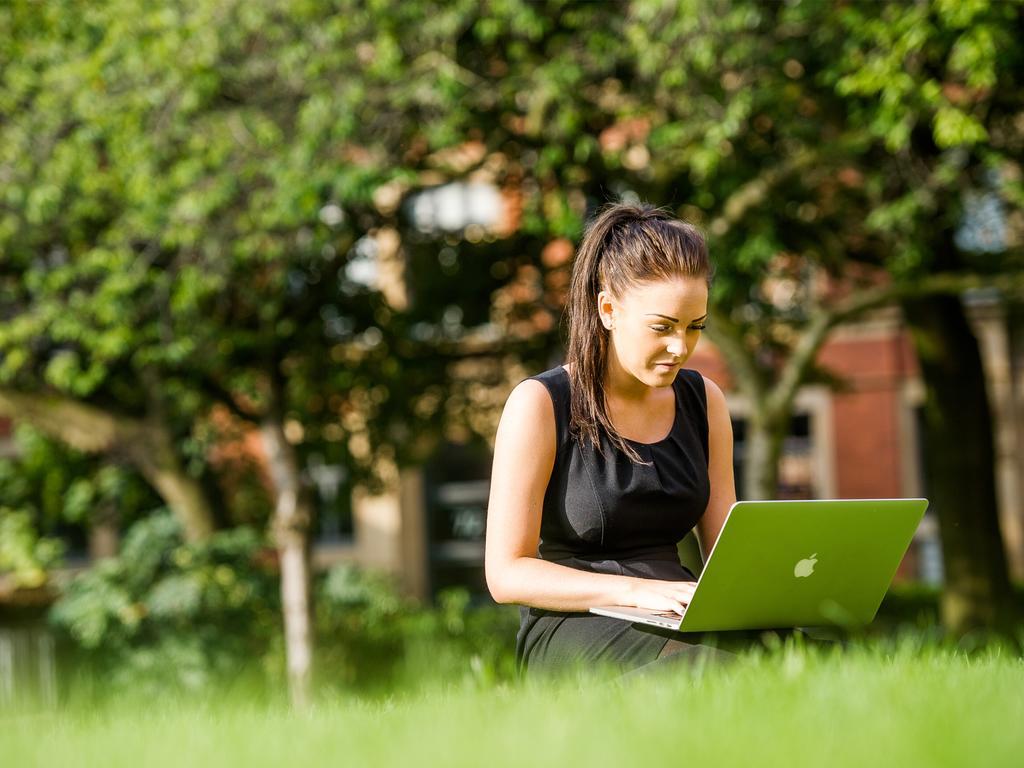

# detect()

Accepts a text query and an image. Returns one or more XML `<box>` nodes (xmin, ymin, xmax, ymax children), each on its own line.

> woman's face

<box><xmin>597</xmin><ymin>275</ymin><xmax>709</xmax><ymax>389</ymax></box>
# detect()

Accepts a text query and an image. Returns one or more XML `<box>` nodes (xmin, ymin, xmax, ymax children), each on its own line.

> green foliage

<box><xmin>46</xmin><ymin>517</ymin><xmax>517</xmax><ymax>699</ymax></box>
<box><xmin>0</xmin><ymin>507</ymin><xmax>65</xmax><ymax>588</ymax></box>
<box><xmin>0</xmin><ymin>0</ymin><xmax>534</xmax><ymax>494</ymax></box>
<box><xmin>13</xmin><ymin>0</ymin><xmax>1014</xmax><ymax>496</ymax></box>
<box><xmin>398</xmin><ymin>588</ymin><xmax>520</xmax><ymax>690</ymax></box>
<box><xmin>49</xmin><ymin>511</ymin><xmax>279</xmax><ymax>695</ymax></box>
<box><xmin>0</xmin><ymin>424</ymin><xmax>159</xmax><ymax>531</ymax></box>
<box><xmin>0</xmin><ymin>425</ymin><xmax>161</xmax><ymax>589</ymax></box>
<box><xmin>312</xmin><ymin>563</ymin><xmax>519</xmax><ymax>695</ymax></box>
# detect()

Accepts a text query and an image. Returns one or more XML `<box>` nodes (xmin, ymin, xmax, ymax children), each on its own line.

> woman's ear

<box><xmin>597</xmin><ymin>289</ymin><xmax>616</xmax><ymax>330</ymax></box>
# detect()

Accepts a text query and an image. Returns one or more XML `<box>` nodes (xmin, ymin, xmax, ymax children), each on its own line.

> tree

<box><xmin>814</xmin><ymin>0</ymin><xmax>1024</xmax><ymax>634</ymax></box>
<box><xmin>0</xmin><ymin>0</ymin><xmax>473</xmax><ymax>705</ymax></box>
<box><xmin>0</xmin><ymin>0</ymin><xmax>572</xmax><ymax>705</ymax></box>
<box><xmin>425</xmin><ymin>0</ymin><xmax>1024</xmax><ymax>634</ymax></box>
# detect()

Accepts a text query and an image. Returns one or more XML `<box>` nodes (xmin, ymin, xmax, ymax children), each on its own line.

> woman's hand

<box><xmin>621</xmin><ymin>577</ymin><xmax>697</xmax><ymax>615</ymax></box>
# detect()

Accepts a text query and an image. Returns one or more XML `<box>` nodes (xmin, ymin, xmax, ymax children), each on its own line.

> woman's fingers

<box><xmin>676</xmin><ymin>585</ymin><xmax>696</xmax><ymax>613</ymax></box>
<box><xmin>662</xmin><ymin>583</ymin><xmax>695</xmax><ymax>613</ymax></box>
<box><xmin>630</xmin><ymin>579</ymin><xmax>699</xmax><ymax>613</ymax></box>
<box><xmin>676</xmin><ymin>583</ymin><xmax>696</xmax><ymax>609</ymax></box>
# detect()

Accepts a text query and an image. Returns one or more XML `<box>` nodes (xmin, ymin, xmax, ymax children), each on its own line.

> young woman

<box><xmin>484</xmin><ymin>202</ymin><xmax>738</xmax><ymax>678</ymax></box>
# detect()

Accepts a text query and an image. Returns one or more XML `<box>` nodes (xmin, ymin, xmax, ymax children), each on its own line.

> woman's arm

<box><xmin>484</xmin><ymin>379</ymin><xmax>695</xmax><ymax>614</ymax></box>
<box><xmin>695</xmin><ymin>375</ymin><xmax>737</xmax><ymax>564</ymax></box>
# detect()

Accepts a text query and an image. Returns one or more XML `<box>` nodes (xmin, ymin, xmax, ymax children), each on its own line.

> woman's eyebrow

<box><xmin>645</xmin><ymin>313</ymin><xmax>708</xmax><ymax>323</ymax></box>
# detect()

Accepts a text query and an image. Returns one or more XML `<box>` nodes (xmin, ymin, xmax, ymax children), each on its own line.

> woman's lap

<box><xmin>521</xmin><ymin>613</ymin><xmax>731</xmax><ymax>678</ymax></box>
<box><xmin>521</xmin><ymin>617</ymin><xmax>838</xmax><ymax>681</ymax></box>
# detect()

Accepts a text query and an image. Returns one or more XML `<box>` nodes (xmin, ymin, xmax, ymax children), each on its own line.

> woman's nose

<box><xmin>667</xmin><ymin>337</ymin><xmax>684</xmax><ymax>356</ymax></box>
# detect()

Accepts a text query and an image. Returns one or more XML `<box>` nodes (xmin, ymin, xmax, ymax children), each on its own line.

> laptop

<box><xmin>590</xmin><ymin>498</ymin><xmax>929</xmax><ymax>632</ymax></box>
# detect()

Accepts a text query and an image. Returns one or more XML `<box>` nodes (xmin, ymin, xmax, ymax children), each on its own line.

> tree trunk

<box><xmin>901</xmin><ymin>292</ymin><xmax>1019</xmax><ymax>636</ymax></box>
<box><xmin>128</xmin><ymin>420</ymin><xmax>216</xmax><ymax>543</ymax></box>
<box><xmin>743</xmin><ymin>409</ymin><xmax>787</xmax><ymax>501</ymax></box>
<box><xmin>260</xmin><ymin>414</ymin><xmax>314</xmax><ymax>710</ymax></box>
<box><xmin>1006</xmin><ymin>298</ymin><xmax>1024</xmax><ymax>581</ymax></box>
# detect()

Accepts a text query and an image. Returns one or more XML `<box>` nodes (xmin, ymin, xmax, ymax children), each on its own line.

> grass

<box><xmin>3</xmin><ymin>631</ymin><xmax>1023</xmax><ymax>767</ymax></box>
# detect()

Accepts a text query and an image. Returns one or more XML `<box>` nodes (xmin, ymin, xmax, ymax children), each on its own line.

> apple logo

<box><xmin>794</xmin><ymin>554</ymin><xmax>818</xmax><ymax>578</ymax></box>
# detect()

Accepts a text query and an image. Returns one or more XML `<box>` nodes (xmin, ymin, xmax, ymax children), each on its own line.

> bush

<box><xmin>0</xmin><ymin>507</ymin><xmax>65</xmax><ymax>588</ymax></box>
<box><xmin>49</xmin><ymin>511</ymin><xmax>279</xmax><ymax>699</ymax></box>
<box><xmin>49</xmin><ymin>513</ymin><xmax>520</xmax><ymax>702</ymax></box>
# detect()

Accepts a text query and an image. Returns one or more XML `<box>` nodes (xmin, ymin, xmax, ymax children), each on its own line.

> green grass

<box><xmin>3</xmin><ymin>633</ymin><xmax>1023</xmax><ymax>767</ymax></box>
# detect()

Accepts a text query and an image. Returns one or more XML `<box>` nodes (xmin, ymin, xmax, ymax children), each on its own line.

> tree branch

<box><xmin>0</xmin><ymin>388</ymin><xmax>136</xmax><ymax>453</ymax></box>
<box><xmin>0</xmin><ymin>387</ymin><xmax>215</xmax><ymax>541</ymax></box>
<box><xmin>830</xmin><ymin>269</ymin><xmax>1024</xmax><ymax>327</ymax></box>
<box><xmin>707</xmin><ymin>137</ymin><xmax>864</xmax><ymax>238</ymax></box>
<box><xmin>766</xmin><ymin>269</ymin><xmax>1024</xmax><ymax>416</ymax></box>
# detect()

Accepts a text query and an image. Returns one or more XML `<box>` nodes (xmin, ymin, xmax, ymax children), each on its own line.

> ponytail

<box><xmin>564</xmin><ymin>201</ymin><xmax>711</xmax><ymax>463</ymax></box>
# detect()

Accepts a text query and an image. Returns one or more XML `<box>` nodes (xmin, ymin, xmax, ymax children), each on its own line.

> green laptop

<box><xmin>590</xmin><ymin>498</ymin><xmax>930</xmax><ymax>632</ymax></box>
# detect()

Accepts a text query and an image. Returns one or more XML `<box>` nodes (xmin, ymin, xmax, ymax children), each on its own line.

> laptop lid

<box><xmin>671</xmin><ymin>498</ymin><xmax>929</xmax><ymax>632</ymax></box>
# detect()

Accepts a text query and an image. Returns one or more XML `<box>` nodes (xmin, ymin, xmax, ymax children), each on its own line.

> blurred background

<box><xmin>1</xmin><ymin>0</ymin><xmax>1022</xmax><ymax>708</ymax></box>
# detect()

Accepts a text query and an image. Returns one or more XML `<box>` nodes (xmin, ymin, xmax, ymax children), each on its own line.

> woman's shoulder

<box><xmin>674</xmin><ymin>369</ymin><xmax>729</xmax><ymax>426</ymax></box>
<box><xmin>513</xmin><ymin>364</ymin><xmax>570</xmax><ymax>397</ymax></box>
<box><xmin>507</xmin><ymin>367</ymin><xmax>563</xmax><ymax>413</ymax></box>
<box><xmin>499</xmin><ymin>375</ymin><xmax>560</xmax><ymax>456</ymax></box>
<box><xmin>505</xmin><ymin>365</ymin><xmax>570</xmax><ymax>433</ymax></box>
<box><xmin>533</xmin><ymin>363</ymin><xmax>571</xmax><ymax>380</ymax></box>
<box><xmin>675</xmin><ymin>368</ymin><xmax>726</xmax><ymax>414</ymax></box>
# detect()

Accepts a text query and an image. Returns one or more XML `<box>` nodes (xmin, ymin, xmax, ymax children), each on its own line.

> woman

<box><xmin>484</xmin><ymin>201</ymin><xmax>738</xmax><ymax>679</ymax></box>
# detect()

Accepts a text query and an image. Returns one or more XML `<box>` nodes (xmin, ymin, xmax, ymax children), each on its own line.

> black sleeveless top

<box><xmin>515</xmin><ymin>365</ymin><xmax>711</xmax><ymax>663</ymax></box>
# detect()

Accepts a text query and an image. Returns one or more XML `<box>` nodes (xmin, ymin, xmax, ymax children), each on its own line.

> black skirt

<box><xmin>518</xmin><ymin>609</ymin><xmax>677</xmax><ymax>675</ymax></box>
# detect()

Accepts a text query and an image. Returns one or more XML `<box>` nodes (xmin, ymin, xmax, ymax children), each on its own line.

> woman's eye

<box><xmin>651</xmin><ymin>323</ymin><xmax>706</xmax><ymax>333</ymax></box>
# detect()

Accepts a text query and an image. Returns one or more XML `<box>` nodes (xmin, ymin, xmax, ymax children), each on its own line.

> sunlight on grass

<box><xmin>3</xmin><ymin>634</ymin><xmax>1023</xmax><ymax>768</ymax></box>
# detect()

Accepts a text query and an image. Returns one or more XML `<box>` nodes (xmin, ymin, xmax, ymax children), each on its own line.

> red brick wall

<box><xmin>817</xmin><ymin>331</ymin><xmax>917</xmax><ymax>499</ymax></box>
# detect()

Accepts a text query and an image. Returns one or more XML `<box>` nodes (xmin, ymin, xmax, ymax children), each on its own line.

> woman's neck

<box><xmin>603</xmin><ymin>353</ymin><xmax>660</xmax><ymax>405</ymax></box>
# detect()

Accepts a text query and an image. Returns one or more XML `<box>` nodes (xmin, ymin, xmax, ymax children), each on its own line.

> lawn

<box><xmin>3</xmin><ymin>632</ymin><xmax>1023</xmax><ymax>768</ymax></box>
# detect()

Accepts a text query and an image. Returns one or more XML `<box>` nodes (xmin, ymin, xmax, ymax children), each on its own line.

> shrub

<box><xmin>49</xmin><ymin>511</ymin><xmax>279</xmax><ymax>698</ymax></box>
<box><xmin>0</xmin><ymin>507</ymin><xmax>65</xmax><ymax>588</ymax></box>
<box><xmin>49</xmin><ymin>514</ymin><xmax>520</xmax><ymax>702</ymax></box>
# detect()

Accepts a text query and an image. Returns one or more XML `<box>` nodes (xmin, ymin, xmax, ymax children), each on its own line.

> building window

<box><xmin>423</xmin><ymin>441</ymin><xmax>492</xmax><ymax>602</ymax></box>
<box><xmin>308</xmin><ymin>462</ymin><xmax>354</xmax><ymax>543</ymax></box>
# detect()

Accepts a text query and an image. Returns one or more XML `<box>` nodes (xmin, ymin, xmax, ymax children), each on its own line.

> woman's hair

<box><xmin>565</xmin><ymin>201</ymin><xmax>712</xmax><ymax>464</ymax></box>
